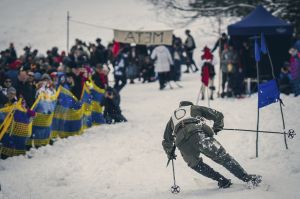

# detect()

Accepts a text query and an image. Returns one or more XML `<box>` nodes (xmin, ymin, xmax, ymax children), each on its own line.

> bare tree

<box><xmin>147</xmin><ymin>0</ymin><xmax>300</xmax><ymax>35</ymax></box>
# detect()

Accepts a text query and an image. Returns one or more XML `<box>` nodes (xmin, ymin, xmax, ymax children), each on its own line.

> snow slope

<box><xmin>0</xmin><ymin>72</ymin><xmax>299</xmax><ymax>199</ymax></box>
<box><xmin>0</xmin><ymin>0</ymin><xmax>300</xmax><ymax>199</ymax></box>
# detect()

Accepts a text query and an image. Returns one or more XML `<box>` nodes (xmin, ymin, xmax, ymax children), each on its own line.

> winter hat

<box><xmin>179</xmin><ymin>101</ymin><xmax>193</xmax><ymax>107</ymax></box>
<box><xmin>50</xmin><ymin>72</ymin><xmax>58</xmax><ymax>78</ymax></box>
<box><xmin>9</xmin><ymin>59</ymin><xmax>22</xmax><ymax>70</ymax></box>
<box><xmin>202</xmin><ymin>46</ymin><xmax>210</xmax><ymax>52</ymax></box>
<box><xmin>34</xmin><ymin>72</ymin><xmax>42</xmax><ymax>81</ymax></box>
<box><xmin>293</xmin><ymin>40</ymin><xmax>300</xmax><ymax>51</ymax></box>
<box><xmin>185</xmin><ymin>29</ymin><xmax>191</xmax><ymax>34</ymax></box>
<box><xmin>96</xmin><ymin>38</ymin><xmax>102</xmax><ymax>43</ymax></box>
<box><xmin>7</xmin><ymin>87</ymin><xmax>16</xmax><ymax>94</ymax></box>
<box><xmin>41</xmin><ymin>73</ymin><xmax>51</xmax><ymax>80</ymax></box>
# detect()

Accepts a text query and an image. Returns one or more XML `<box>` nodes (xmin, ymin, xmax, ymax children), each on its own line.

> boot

<box><xmin>242</xmin><ymin>174</ymin><xmax>262</xmax><ymax>187</ymax></box>
<box><xmin>192</xmin><ymin>161</ymin><xmax>232</xmax><ymax>188</ymax></box>
<box><xmin>193</xmin><ymin>67</ymin><xmax>199</xmax><ymax>73</ymax></box>
<box><xmin>218</xmin><ymin>178</ymin><xmax>232</xmax><ymax>188</ymax></box>
<box><xmin>216</xmin><ymin>153</ymin><xmax>250</xmax><ymax>182</ymax></box>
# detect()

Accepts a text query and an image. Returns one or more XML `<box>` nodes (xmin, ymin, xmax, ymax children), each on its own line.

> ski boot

<box><xmin>192</xmin><ymin>161</ymin><xmax>232</xmax><ymax>189</ymax></box>
<box><xmin>218</xmin><ymin>177</ymin><xmax>232</xmax><ymax>188</ymax></box>
<box><xmin>245</xmin><ymin>175</ymin><xmax>262</xmax><ymax>188</ymax></box>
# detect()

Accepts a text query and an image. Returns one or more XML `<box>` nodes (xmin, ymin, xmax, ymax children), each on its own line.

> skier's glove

<box><xmin>213</xmin><ymin>127</ymin><xmax>222</xmax><ymax>135</ymax></box>
<box><xmin>167</xmin><ymin>152</ymin><xmax>177</xmax><ymax>160</ymax></box>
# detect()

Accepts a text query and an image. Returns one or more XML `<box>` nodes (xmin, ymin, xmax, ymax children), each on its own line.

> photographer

<box><xmin>103</xmin><ymin>87</ymin><xmax>127</xmax><ymax>124</ymax></box>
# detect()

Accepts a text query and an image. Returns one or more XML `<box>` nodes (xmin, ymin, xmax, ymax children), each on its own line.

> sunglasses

<box><xmin>4</xmin><ymin>80</ymin><xmax>12</xmax><ymax>83</ymax></box>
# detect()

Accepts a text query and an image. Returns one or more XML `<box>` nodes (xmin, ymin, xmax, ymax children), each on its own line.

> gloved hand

<box><xmin>167</xmin><ymin>152</ymin><xmax>177</xmax><ymax>160</ymax></box>
<box><xmin>213</xmin><ymin>127</ymin><xmax>222</xmax><ymax>135</ymax></box>
<box><xmin>26</xmin><ymin>109</ymin><xmax>36</xmax><ymax>117</ymax></box>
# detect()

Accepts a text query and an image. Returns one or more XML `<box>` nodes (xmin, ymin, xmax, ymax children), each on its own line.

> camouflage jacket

<box><xmin>162</xmin><ymin>105</ymin><xmax>224</xmax><ymax>155</ymax></box>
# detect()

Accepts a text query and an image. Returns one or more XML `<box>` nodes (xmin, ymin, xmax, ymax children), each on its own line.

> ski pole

<box><xmin>170</xmin><ymin>159</ymin><xmax>180</xmax><ymax>194</ymax></box>
<box><xmin>195</xmin><ymin>85</ymin><xmax>202</xmax><ymax>105</ymax></box>
<box><xmin>222</xmin><ymin>128</ymin><xmax>296</xmax><ymax>139</ymax></box>
<box><xmin>166</xmin><ymin>145</ymin><xmax>180</xmax><ymax>194</ymax></box>
<box><xmin>166</xmin><ymin>145</ymin><xmax>176</xmax><ymax>168</ymax></box>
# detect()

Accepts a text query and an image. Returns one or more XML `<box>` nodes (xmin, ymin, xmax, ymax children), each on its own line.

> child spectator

<box><xmin>278</xmin><ymin>62</ymin><xmax>293</xmax><ymax>95</ymax></box>
<box><xmin>103</xmin><ymin>87</ymin><xmax>127</xmax><ymax>124</ymax></box>
<box><xmin>200</xmin><ymin>46</ymin><xmax>215</xmax><ymax>100</ymax></box>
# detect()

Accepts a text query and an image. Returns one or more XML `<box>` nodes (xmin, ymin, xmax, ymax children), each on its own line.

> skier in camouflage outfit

<box><xmin>162</xmin><ymin>101</ymin><xmax>261</xmax><ymax>188</ymax></box>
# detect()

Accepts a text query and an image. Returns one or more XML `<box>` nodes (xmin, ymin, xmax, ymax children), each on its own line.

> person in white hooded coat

<box><xmin>151</xmin><ymin>45</ymin><xmax>173</xmax><ymax>90</ymax></box>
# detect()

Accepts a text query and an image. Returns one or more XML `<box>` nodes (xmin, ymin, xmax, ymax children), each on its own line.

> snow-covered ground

<box><xmin>0</xmin><ymin>73</ymin><xmax>299</xmax><ymax>199</ymax></box>
<box><xmin>0</xmin><ymin>0</ymin><xmax>300</xmax><ymax>199</ymax></box>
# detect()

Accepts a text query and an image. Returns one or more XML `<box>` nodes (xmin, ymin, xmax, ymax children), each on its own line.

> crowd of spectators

<box><xmin>0</xmin><ymin>35</ymin><xmax>189</xmax><ymax>123</ymax></box>
<box><xmin>209</xmin><ymin>33</ymin><xmax>300</xmax><ymax>98</ymax></box>
<box><xmin>0</xmin><ymin>32</ymin><xmax>195</xmax><ymax>111</ymax></box>
<box><xmin>1</xmin><ymin>32</ymin><xmax>299</xmax><ymax>117</ymax></box>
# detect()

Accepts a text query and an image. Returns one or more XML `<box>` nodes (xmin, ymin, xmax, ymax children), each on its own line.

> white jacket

<box><xmin>151</xmin><ymin>45</ymin><xmax>173</xmax><ymax>73</ymax></box>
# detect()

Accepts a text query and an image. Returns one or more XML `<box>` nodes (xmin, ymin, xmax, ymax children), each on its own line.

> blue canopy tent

<box><xmin>228</xmin><ymin>6</ymin><xmax>293</xmax><ymax>156</ymax></box>
<box><xmin>228</xmin><ymin>5</ymin><xmax>293</xmax><ymax>36</ymax></box>
<box><xmin>227</xmin><ymin>5</ymin><xmax>293</xmax><ymax>79</ymax></box>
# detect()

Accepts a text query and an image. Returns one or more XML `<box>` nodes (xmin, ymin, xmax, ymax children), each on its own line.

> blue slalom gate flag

<box><xmin>258</xmin><ymin>80</ymin><xmax>280</xmax><ymax>108</ymax></box>
<box><xmin>260</xmin><ymin>33</ymin><xmax>267</xmax><ymax>54</ymax></box>
<box><xmin>255</xmin><ymin>38</ymin><xmax>260</xmax><ymax>62</ymax></box>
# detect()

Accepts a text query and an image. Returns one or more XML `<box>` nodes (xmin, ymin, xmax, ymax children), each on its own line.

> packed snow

<box><xmin>0</xmin><ymin>0</ymin><xmax>300</xmax><ymax>199</ymax></box>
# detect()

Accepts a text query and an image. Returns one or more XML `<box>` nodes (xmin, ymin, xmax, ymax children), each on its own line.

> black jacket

<box><xmin>15</xmin><ymin>80</ymin><xmax>36</xmax><ymax>108</ymax></box>
<box><xmin>104</xmin><ymin>89</ymin><xmax>121</xmax><ymax>116</ymax></box>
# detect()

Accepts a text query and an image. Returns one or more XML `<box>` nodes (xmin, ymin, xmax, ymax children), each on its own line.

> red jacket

<box><xmin>201</xmin><ymin>46</ymin><xmax>213</xmax><ymax>61</ymax></box>
<box><xmin>201</xmin><ymin>65</ymin><xmax>210</xmax><ymax>86</ymax></box>
<box><xmin>112</xmin><ymin>41</ymin><xmax>120</xmax><ymax>58</ymax></box>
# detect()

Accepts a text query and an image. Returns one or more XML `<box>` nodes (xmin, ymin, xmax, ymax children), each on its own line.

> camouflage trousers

<box><xmin>177</xmin><ymin>131</ymin><xmax>248</xmax><ymax>181</ymax></box>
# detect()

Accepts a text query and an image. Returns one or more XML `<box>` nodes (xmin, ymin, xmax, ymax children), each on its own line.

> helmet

<box><xmin>179</xmin><ymin>101</ymin><xmax>193</xmax><ymax>107</ymax></box>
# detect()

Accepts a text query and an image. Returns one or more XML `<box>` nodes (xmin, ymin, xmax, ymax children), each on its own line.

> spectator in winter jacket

<box><xmin>8</xmin><ymin>43</ymin><xmax>17</xmax><ymax>61</ymax></box>
<box><xmin>127</xmin><ymin>45</ymin><xmax>139</xmax><ymax>84</ymax></box>
<box><xmin>92</xmin><ymin>64</ymin><xmax>109</xmax><ymax>89</ymax></box>
<box><xmin>171</xmin><ymin>36</ymin><xmax>184</xmax><ymax>82</ymax></box>
<box><xmin>141</xmin><ymin>56</ymin><xmax>155</xmax><ymax>83</ymax></box>
<box><xmin>184</xmin><ymin>29</ymin><xmax>198</xmax><ymax>73</ymax></box>
<box><xmin>200</xmin><ymin>46</ymin><xmax>215</xmax><ymax>100</ymax></box>
<box><xmin>4</xmin><ymin>87</ymin><xmax>18</xmax><ymax>106</ymax></box>
<box><xmin>15</xmin><ymin>70</ymin><xmax>36</xmax><ymax>108</ymax></box>
<box><xmin>103</xmin><ymin>86</ymin><xmax>127</xmax><ymax>124</ymax></box>
<box><xmin>1</xmin><ymin>77</ymin><xmax>14</xmax><ymax>96</ymax></box>
<box><xmin>5</xmin><ymin>59</ymin><xmax>22</xmax><ymax>86</ymax></box>
<box><xmin>113</xmin><ymin>47</ymin><xmax>129</xmax><ymax>92</ymax></box>
<box><xmin>112</xmin><ymin>40</ymin><xmax>121</xmax><ymax>59</ymax></box>
<box><xmin>288</xmin><ymin>47</ymin><xmax>300</xmax><ymax>96</ymax></box>
<box><xmin>278</xmin><ymin>62</ymin><xmax>292</xmax><ymax>95</ymax></box>
<box><xmin>220</xmin><ymin>44</ymin><xmax>238</xmax><ymax>98</ymax></box>
<box><xmin>36</xmin><ymin>73</ymin><xmax>56</xmax><ymax>98</ymax></box>
<box><xmin>70</xmin><ymin>66</ymin><xmax>84</xmax><ymax>100</ymax></box>
<box><xmin>211</xmin><ymin>33</ymin><xmax>229</xmax><ymax>54</ymax></box>
<box><xmin>0</xmin><ymin>77</ymin><xmax>13</xmax><ymax>107</ymax></box>
<box><xmin>151</xmin><ymin>45</ymin><xmax>173</xmax><ymax>90</ymax></box>
<box><xmin>0</xmin><ymin>90</ymin><xmax>8</xmax><ymax>108</ymax></box>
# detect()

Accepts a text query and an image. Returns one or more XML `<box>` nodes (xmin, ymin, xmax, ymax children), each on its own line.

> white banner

<box><xmin>113</xmin><ymin>29</ymin><xmax>173</xmax><ymax>45</ymax></box>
